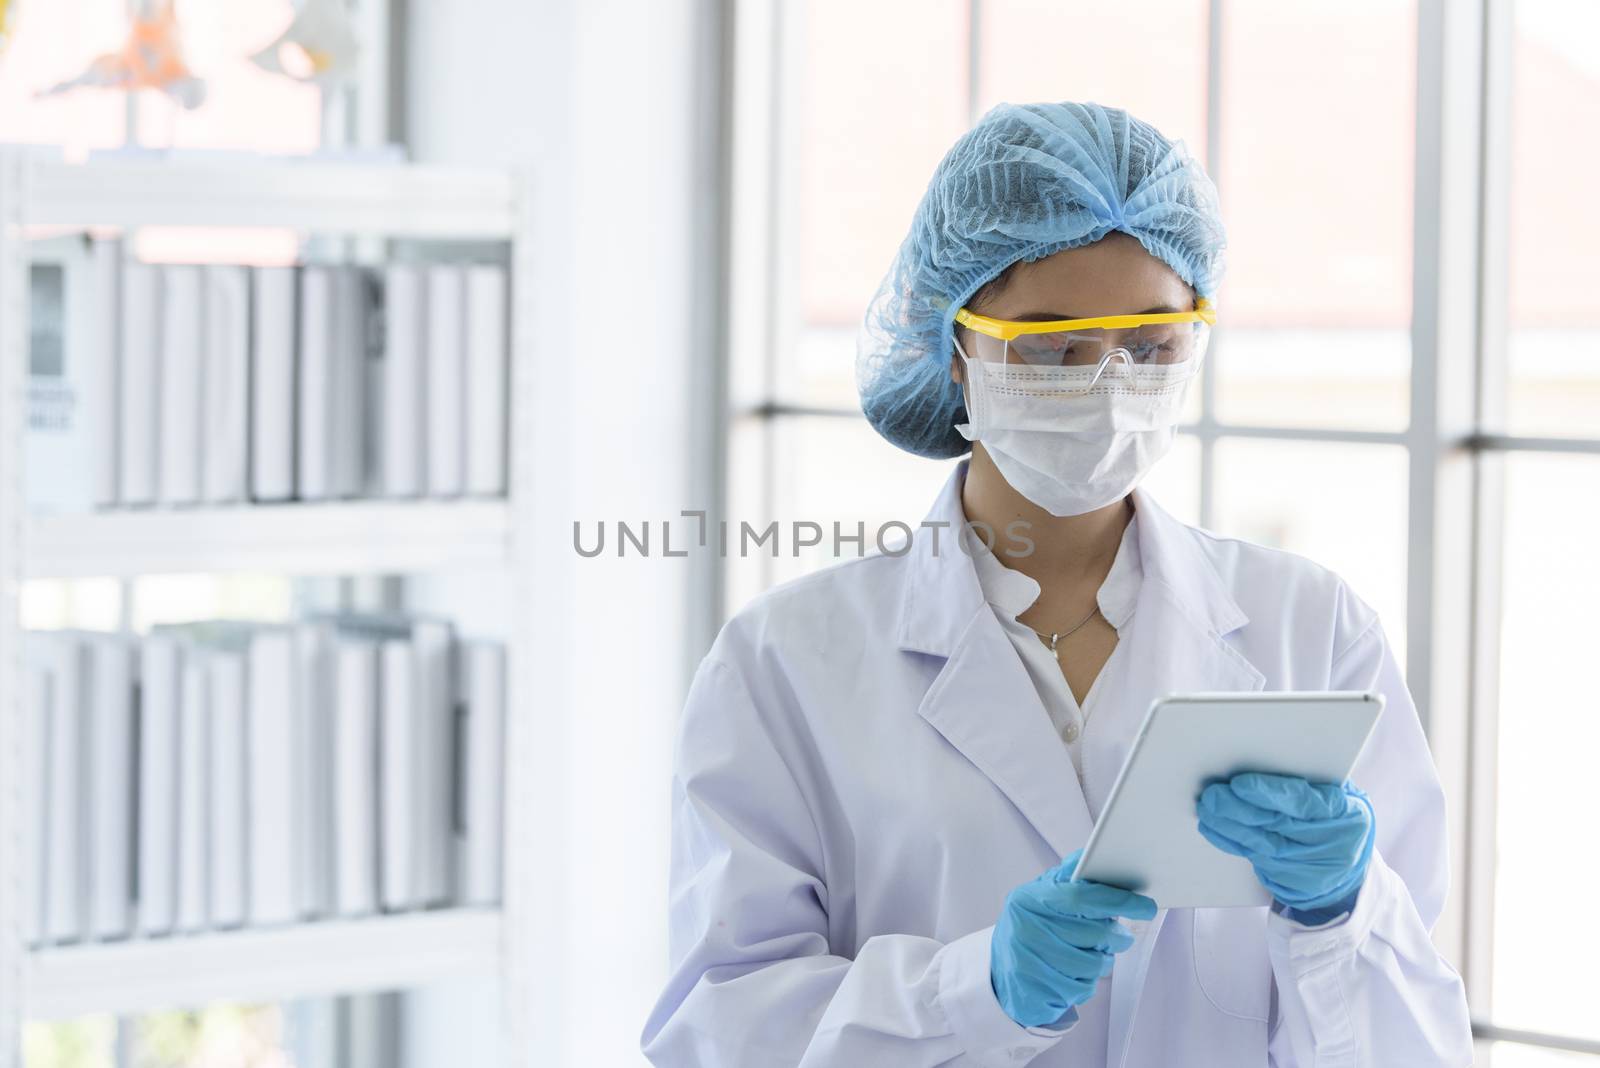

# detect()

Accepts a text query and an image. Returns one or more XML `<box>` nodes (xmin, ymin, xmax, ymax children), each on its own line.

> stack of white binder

<box><xmin>24</xmin><ymin>236</ymin><xmax>511</xmax><ymax>513</ymax></box>
<box><xmin>21</xmin><ymin>621</ymin><xmax>507</xmax><ymax>946</ymax></box>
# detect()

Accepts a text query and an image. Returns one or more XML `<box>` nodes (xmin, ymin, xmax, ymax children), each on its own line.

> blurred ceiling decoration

<box><xmin>34</xmin><ymin>0</ymin><xmax>206</xmax><ymax>109</ymax></box>
<box><xmin>250</xmin><ymin>0</ymin><xmax>359</xmax><ymax>88</ymax></box>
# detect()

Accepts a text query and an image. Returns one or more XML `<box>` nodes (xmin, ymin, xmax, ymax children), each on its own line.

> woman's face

<box><xmin>950</xmin><ymin>232</ymin><xmax>1198</xmax><ymax>383</ymax></box>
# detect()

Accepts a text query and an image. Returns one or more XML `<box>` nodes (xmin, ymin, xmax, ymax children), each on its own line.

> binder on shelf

<box><xmin>208</xmin><ymin>649</ymin><xmax>248</xmax><ymax>929</ymax></box>
<box><xmin>86</xmin><ymin>634</ymin><xmax>136</xmax><ymax>939</ymax></box>
<box><xmin>379</xmin><ymin>638</ymin><xmax>417</xmax><ymax>911</ymax></box>
<box><xmin>118</xmin><ymin>260</ymin><xmax>163</xmax><ymax>506</ymax></box>
<box><xmin>24</xmin><ymin>665</ymin><xmax>51</xmax><ymax>947</ymax></box>
<box><xmin>464</xmin><ymin>264</ymin><xmax>508</xmax><ymax>497</ymax></box>
<box><xmin>363</xmin><ymin>285</ymin><xmax>386</xmax><ymax>499</ymax></box>
<box><xmin>293</xmin><ymin>622</ymin><xmax>337</xmax><ymax>918</ymax></box>
<box><xmin>25</xmin><ymin>235</ymin><xmax>97</xmax><ymax>514</ymax></box>
<box><xmin>341</xmin><ymin>613</ymin><xmax>454</xmax><ymax>911</ymax></box>
<box><xmin>90</xmin><ymin>237</ymin><xmax>122</xmax><ymax>507</ymax></box>
<box><xmin>247</xmin><ymin>628</ymin><xmax>299</xmax><ymax>926</ymax></box>
<box><xmin>202</xmin><ymin>265</ymin><xmax>251</xmax><ymax>504</ymax></box>
<box><xmin>251</xmin><ymin>266</ymin><xmax>298</xmax><ymax>502</ymax></box>
<box><xmin>38</xmin><ymin>634</ymin><xmax>88</xmax><ymax>943</ymax></box>
<box><xmin>460</xmin><ymin>641</ymin><xmax>506</xmax><ymax>906</ymax></box>
<box><xmin>334</xmin><ymin>637</ymin><xmax>380</xmax><ymax>917</ymax></box>
<box><xmin>425</xmin><ymin>265</ymin><xmax>466</xmax><ymax>497</ymax></box>
<box><xmin>137</xmin><ymin>635</ymin><xmax>182</xmax><ymax>935</ymax></box>
<box><xmin>157</xmin><ymin>265</ymin><xmax>204</xmax><ymax>505</ymax></box>
<box><xmin>297</xmin><ymin>266</ymin><xmax>335</xmax><ymax>500</ymax></box>
<box><xmin>176</xmin><ymin>652</ymin><xmax>211</xmax><ymax>932</ymax></box>
<box><xmin>298</xmin><ymin>266</ymin><xmax>369</xmax><ymax>501</ymax></box>
<box><xmin>331</xmin><ymin>266</ymin><xmax>370</xmax><ymax>498</ymax></box>
<box><xmin>412</xmin><ymin>620</ymin><xmax>455</xmax><ymax>906</ymax></box>
<box><xmin>381</xmin><ymin>264</ymin><xmax>426</xmax><ymax>498</ymax></box>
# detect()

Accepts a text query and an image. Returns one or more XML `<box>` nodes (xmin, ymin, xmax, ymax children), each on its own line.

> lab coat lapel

<box><xmin>897</xmin><ymin>461</ymin><xmax>1095</xmax><ymax>864</ymax></box>
<box><xmin>1103</xmin><ymin>488</ymin><xmax>1266</xmax><ymax>1068</ymax></box>
<box><xmin>914</xmin><ymin>606</ymin><xmax>1096</xmax><ymax>863</ymax></box>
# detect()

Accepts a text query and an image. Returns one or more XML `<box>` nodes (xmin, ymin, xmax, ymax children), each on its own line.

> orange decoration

<box><xmin>36</xmin><ymin>0</ymin><xmax>206</xmax><ymax>108</ymax></box>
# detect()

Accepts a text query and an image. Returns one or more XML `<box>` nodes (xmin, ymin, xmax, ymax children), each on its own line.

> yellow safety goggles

<box><xmin>954</xmin><ymin>297</ymin><xmax>1216</xmax><ymax>367</ymax></box>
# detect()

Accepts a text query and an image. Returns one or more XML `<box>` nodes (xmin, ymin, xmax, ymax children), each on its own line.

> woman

<box><xmin>642</xmin><ymin>102</ymin><xmax>1472</xmax><ymax>1066</ymax></box>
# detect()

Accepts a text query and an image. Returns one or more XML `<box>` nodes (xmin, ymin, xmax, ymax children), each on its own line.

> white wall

<box><xmin>402</xmin><ymin>1</ymin><xmax>701</xmax><ymax>1064</ymax></box>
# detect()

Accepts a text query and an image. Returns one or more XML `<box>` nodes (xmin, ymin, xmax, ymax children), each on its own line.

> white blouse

<box><xmin>965</xmin><ymin>508</ymin><xmax>1144</xmax><ymax>800</ymax></box>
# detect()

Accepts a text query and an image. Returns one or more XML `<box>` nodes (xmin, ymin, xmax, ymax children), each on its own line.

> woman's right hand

<box><xmin>990</xmin><ymin>849</ymin><xmax>1159</xmax><ymax>1029</ymax></box>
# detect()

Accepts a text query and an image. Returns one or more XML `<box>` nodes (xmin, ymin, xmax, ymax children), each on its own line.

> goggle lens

<box><xmin>984</xmin><ymin>322</ymin><xmax>1208</xmax><ymax>367</ymax></box>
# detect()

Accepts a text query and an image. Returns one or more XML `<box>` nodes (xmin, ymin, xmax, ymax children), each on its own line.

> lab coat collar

<box><xmin>896</xmin><ymin>460</ymin><xmax>986</xmax><ymax>659</ymax></box>
<box><xmin>897</xmin><ymin>460</ymin><xmax>1251</xmax><ymax>654</ymax></box>
<box><xmin>1126</xmin><ymin>483</ymin><xmax>1249</xmax><ymax>639</ymax></box>
<box><xmin>966</xmin><ymin>510</ymin><xmax>1143</xmax><ymax>633</ymax></box>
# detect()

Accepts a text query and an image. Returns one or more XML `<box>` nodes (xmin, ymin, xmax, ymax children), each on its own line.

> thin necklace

<box><xmin>1029</xmin><ymin>604</ymin><xmax>1101</xmax><ymax>661</ymax></box>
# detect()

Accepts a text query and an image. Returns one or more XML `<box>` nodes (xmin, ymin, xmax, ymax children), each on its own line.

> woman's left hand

<box><xmin>1197</xmin><ymin>772</ymin><xmax>1376</xmax><ymax>923</ymax></box>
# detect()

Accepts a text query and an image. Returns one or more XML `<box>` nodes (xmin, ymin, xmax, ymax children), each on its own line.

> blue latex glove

<box><xmin>991</xmin><ymin>849</ymin><xmax>1158</xmax><ymax>1029</ymax></box>
<box><xmin>1197</xmin><ymin>772</ymin><xmax>1376</xmax><ymax>925</ymax></box>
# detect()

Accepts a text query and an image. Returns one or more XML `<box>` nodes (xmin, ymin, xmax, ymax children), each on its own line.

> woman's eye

<box><xmin>1126</xmin><ymin>336</ymin><xmax>1180</xmax><ymax>363</ymax></box>
<box><xmin>1013</xmin><ymin>336</ymin><xmax>1070</xmax><ymax>361</ymax></box>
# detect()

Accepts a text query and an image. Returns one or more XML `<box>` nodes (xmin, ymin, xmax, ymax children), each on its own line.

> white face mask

<box><xmin>953</xmin><ymin>346</ymin><xmax>1205</xmax><ymax>517</ymax></box>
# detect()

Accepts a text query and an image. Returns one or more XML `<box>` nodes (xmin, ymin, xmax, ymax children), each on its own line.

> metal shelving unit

<box><xmin>0</xmin><ymin>150</ymin><xmax>538</xmax><ymax>1067</ymax></box>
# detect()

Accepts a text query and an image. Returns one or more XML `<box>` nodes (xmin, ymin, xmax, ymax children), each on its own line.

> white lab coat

<box><xmin>642</xmin><ymin>460</ymin><xmax>1472</xmax><ymax>1067</ymax></box>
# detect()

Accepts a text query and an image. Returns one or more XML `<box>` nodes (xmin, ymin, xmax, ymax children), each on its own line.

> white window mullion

<box><xmin>1408</xmin><ymin>0</ymin><xmax>1490</xmax><ymax>981</ymax></box>
<box><xmin>1461</xmin><ymin>0</ymin><xmax>1514</xmax><ymax>1025</ymax></box>
<box><xmin>1199</xmin><ymin>0</ymin><xmax>1225</xmax><ymax>530</ymax></box>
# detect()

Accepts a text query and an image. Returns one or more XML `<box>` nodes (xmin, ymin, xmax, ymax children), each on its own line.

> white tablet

<box><xmin>1073</xmin><ymin>692</ymin><xmax>1383</xmax><ymax>909</ymax></box>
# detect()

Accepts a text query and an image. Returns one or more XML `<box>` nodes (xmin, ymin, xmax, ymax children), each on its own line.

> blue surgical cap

<box><xmin>856</xmin><ymin>101</ymin><xmax>1226</xmax><ymax>458</ymax></box>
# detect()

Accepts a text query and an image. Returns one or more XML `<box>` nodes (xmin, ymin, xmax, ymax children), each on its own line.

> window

<box><xmin>24</xmin><ymin>1005</ymin><xmax>290</xmax><ymax>1068</ymax></box>
<box><xmin>1501</xmin><ymin>0</ymin><xmax>1600</xmax><ymax>439</ymax></box>
<box><xmin>727</xmin><ymin>0</ymin><xmax>1415</xmax><ymax>622</ymax></box>
<box><xmin>0</xmin><ymin>0</ymin><xmax>317</xmax><ymax>158</ymax></box>
<box><xmin>1469</xmin><ymin>1</ymin><xmax>1600</xmax><ymax>1058</ymax></box>
<box><xmin>727</xmin><ymin>0</ymin><xmax>1415</xmax><ymax>658</ymax></box>
<box><xmin>0</xmin><ymin>0</ymin><xmax>130</xmax><ymax>158</ymax></box>
<box><xmin>723</xmin><ymin>0</ymin><xmax>1600</xmax><ymax>1060</ymax></box>
<box><xmin>1490</xmin><ymin>455</ymin><xmax>1599</xmax><ymax>1040</ymax></box>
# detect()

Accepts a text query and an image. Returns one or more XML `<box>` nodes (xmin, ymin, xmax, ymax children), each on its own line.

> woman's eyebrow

<box><xmin>1009</xmin><ymin>304</ymin><xmax>1186</xmax><ymax>320</ymax></box>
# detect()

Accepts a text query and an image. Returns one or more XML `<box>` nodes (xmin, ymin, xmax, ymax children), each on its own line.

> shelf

<box><xmin>25</xmin><ymin>908</ymin><xmax>501</xmax><ymax>1020</ymax></box>
<box><xmin>25</xmin><ymin>499</ymin><xmax>511</xmax><ymax>578</ymax></box>
<box><xmin>1</xmin><ymin>150</ymin><xmax>537</xmax><ymax>1063</ymax></box>
<box><xmin>22</xmin><ymin>157</ymin><xmax>518</xmax><ymax>238</ymax></box>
